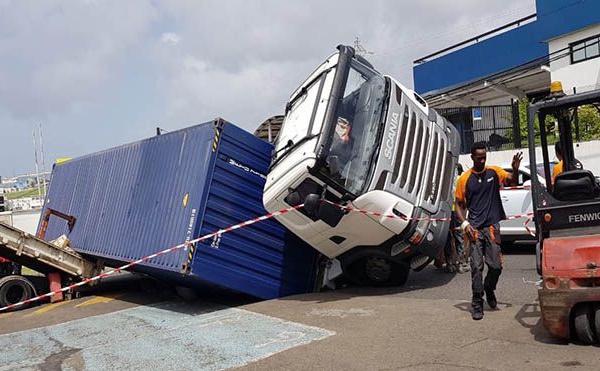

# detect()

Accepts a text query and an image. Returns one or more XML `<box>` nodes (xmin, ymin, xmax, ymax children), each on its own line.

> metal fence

<box><xmin>437</xmin><ymin>103</ymin><xmax>521</xmax><ymax>154</ymax></box>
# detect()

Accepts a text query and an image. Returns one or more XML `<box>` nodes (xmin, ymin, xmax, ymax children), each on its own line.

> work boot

<box><xmin>485</xmin><ymin>289</ymin><xmax>497</xmax><ymax>309</ymax></box>
<box><xmin>458</xmin><ymin>262</ymin><xmax>470</xmax><ymax>273</ymax></box>
<box><xmin>471</xmin><ymin>293</ymin><xmax>484</xmax><ymax>320</ymax></box>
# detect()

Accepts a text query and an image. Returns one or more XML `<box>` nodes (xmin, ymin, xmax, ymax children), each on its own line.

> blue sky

<box><xmin>0</xmin><ymin>0</ymin><xmax>535</xmax><ymax>176</ymax></box>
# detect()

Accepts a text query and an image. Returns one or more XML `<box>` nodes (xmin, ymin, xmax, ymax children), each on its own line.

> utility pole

<box><xmin>39</xmin><ymin>124</ymin><xmax>47</xmax><ymax>197</ymax></box>
<box><xmin>32</xmin><ymin>130</ymin><xmax>42</xmax><ymax>202</ymax></box>
<box><xmin>353</xmin><ymin>37</ymin><xmax>374</xmax><ymax>57</ymax></box>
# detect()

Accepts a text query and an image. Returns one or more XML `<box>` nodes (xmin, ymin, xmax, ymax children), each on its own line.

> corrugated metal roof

<box><xmin>254</xmin><ymin>115</ymin><xmax>283</xmax><ymax>144</ymax></box>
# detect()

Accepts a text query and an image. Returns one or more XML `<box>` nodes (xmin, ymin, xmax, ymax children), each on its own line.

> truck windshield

<box><xmin>272</xmin><ymin>68</ymin><xmax>334</xmax><ymax>164</ymax></box>
<box><xmin>324</xmin><ymin>63</ymin><xmax>386</xmax><ymax>195</ymax></box>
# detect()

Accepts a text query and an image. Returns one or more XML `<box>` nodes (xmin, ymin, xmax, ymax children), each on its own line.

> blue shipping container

<box><xmin>39</xmin><ymin>119</ymin><xmax>319</xmax><ymax>299</ymax></box>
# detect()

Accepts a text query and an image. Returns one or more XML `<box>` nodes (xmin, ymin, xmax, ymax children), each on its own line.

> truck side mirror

<box><xmin>304</xmin><ymin>194</ymin><xmax>321</xmax><ymax>215</ymax></box>
<box><xmin>304</xmin><ymin>194</ymin><xmax>345</xmax><ymax>227</ymax></box>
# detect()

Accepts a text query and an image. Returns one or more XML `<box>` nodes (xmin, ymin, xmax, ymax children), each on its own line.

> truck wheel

<box><xmin>358</xmin><ymin>258</ymin><xmax>409</xmax><ymax>287</ymax></box>
<box><xmin>0</xmin><ymin>275</ymin><xmax>33</xmax><ymax>310</ymax></box>
<box><xmin>365</xmin><ymin>257</ymin><xmax>392</xmax><ymax>284</ymax></box>
<box><xmin>573</xmin><ymin>304</ymin><xmax>596</xmax><ymax>344</ymax></box>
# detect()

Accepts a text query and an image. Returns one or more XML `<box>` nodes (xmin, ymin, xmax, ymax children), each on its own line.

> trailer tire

<box><xmin>0</xmin><ymin>275</ymin><xmax>33</xmax><ymax>310</ymax></box>
<box><xmin>573</xmin><ymin>304</ymin><xmax>596</xmax><ymax>344</ymax></box>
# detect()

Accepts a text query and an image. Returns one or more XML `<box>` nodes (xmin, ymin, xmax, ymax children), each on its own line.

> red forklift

<box><xmin>529</xmin><ymin>82</ymin><xmax>600</xmax><ymax>344</ymax></box>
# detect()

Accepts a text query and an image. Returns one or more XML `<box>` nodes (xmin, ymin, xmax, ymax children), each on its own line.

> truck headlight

<box><xmin>409</xmin><ymin>217</ymin><xmax>430</xmax><ymax>245</ymax></box>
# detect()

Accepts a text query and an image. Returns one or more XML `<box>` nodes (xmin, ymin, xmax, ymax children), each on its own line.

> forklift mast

<box><xmin>528</xmin><ymin>83</ymin><xmax>600</xmax><ymax>343</ymax></box>
<box><xmin>526</xmin><ymin>84</ymin><xmax>600</xmax><ymax>238</ymax></box>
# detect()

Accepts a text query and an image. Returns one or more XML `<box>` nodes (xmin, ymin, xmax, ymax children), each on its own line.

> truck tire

<box><xmin>364</xmin><ymin>257</ymin><xmax>392</xmax><ymax>284</ymax></box>
<box><xmin>573</xmin><ymin>304</ymin><xmax>596</xmax><ymax>344</ymax></box>
<box><xmin>346</xmin><ymin>257</ymin><xmax>409</xmax><ymax>287</ymax></box>
<box><xmin>0</xmin><ymin>275</ymin><xmax>34</xmax><ymax>310</ymax></box>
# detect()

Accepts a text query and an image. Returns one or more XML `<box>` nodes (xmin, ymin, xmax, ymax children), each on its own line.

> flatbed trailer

<box><xmin>0</xmin><ymin>221</ymin><xmax>103</xmax><ymax>310</ymax></box>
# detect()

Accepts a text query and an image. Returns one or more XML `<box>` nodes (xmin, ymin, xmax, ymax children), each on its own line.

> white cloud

<box><xmin>0</xmin><ymin>0</ymin><xmax>536</xmax><ymax>175</ymax></box>
<box><xmin>0</xmin><ymin>0</ymin><xmax>158</xmax><ymax>119</ymax></box>
<box><xmin>160</xmin><ymin>32</ymin><xmax>180</xmax><ymax>45</ymax></box>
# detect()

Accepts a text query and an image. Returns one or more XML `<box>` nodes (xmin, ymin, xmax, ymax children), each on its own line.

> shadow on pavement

<box><xmin>279</xmin><ymin>264</ymin><xmax>460</xmax><ymax>304</ymax></box>
<box><xmin>453</xmin><ymin>300</ymin><xmax>513</xmax><ymax>314</ymax></box>
<box><xmin>77</xmin><ymin>272</ymin><xmax>260</xmax><ymax>313</ymax></box>
<box><xmin>513</xmin><ymin>301</ymin><xmax>569</xmax><ymax>345</ymax></box>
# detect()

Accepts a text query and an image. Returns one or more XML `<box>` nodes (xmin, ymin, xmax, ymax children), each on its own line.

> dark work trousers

<box><xmin>469</xmin><ymin>223</ymin><xmax>503</xmax><ymax>294</ymax></box>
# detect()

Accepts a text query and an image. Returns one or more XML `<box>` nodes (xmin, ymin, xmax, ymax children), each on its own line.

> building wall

<box><xmin>549</xmin><ymin>24</ymin><xmax>600</xmax><ymax>94</ymax></box>
<box><xmin>414</xmin><ymin>0</ymin><xmax>600</xmax><ymax>95</ymax></box>
<box><xmin>413</xmin><ymin>21</ymin><xmax>542</xmax><ymax>95</ymax></box>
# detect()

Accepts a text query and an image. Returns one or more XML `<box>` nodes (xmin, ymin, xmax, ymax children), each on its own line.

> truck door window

<box><xmin>326</xmin><ymin>63</ymin><xmax>385</xmax><ymax>195</ymax></box>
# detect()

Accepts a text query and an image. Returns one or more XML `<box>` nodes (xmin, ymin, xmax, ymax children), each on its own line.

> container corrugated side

<box><xmin>41</xmin><ymin>121</ymin><xmax>216</xmax><ymax>272</ymax></box>
<box><xmin>40</xmin><ymin>119</ymin><xmax>318</xmax><ymax>299</ymax></box>
<box><xmin>192</xmin><ymin>123</ymin><xmax>319</xmax><ymax>298</ymax></box>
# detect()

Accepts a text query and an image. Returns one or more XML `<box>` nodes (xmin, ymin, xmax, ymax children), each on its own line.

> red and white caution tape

<box><xmin>505</xmin><ymin>212</ymin><xmax>535</xmax><ymax>221</ymax></box>
<box><xmin>321</xmin><ymin>199</ymin><xmax>452</xmax><ymax>222</ymax></box>
<box><xmin>524</xmin><ymin>217</ymin><xmax>536</xmax><ymax>237</ymax></box>
<box><xmin>323</xmin><ymin>199</ymin><xmax>534</xmax><ymax>223</ymax></box>
<box><xmin>0</xmin><ymin>203</ymin><xmax>304</xmax><ymax>313</ymax></box>
<box><xmin>1</xmin><ymin>198</ymin><xmax>537</xmax><ymax>312</ymax></box>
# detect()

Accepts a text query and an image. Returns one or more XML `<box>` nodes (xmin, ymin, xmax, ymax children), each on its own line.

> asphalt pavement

<box><xmin>235</xmin><ymin>247</ymin><xmax>600</xmax><ymax>370</ymax></box>
<box><xmin>1</xmin><ymin>246</ymin><xmax>599</xmax><ymax>371</ymax></box>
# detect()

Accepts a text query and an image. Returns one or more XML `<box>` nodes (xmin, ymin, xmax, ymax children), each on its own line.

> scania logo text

<box><xmin>384</xmin><ymin>112</ymin><xmax>399</xmax><ymax>160</ymax></box>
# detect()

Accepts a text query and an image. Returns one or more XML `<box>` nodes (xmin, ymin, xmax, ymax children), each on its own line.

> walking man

<box><xmin>455</xmin><ymin>142</ymin><xmax>522</xmax><ymax>320</ymax></box>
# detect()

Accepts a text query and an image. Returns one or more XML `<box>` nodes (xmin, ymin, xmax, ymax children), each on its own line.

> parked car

<box><xmin>499</xmin><ymin>162</ymin><xmax>556</xmax><ymax>243</ymax></box>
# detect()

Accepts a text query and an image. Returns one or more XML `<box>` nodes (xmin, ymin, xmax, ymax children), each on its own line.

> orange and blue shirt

<box><xmin>455</xmin><ymin>165</ymin><xmax>509</xmax><ymax>229</ymax></box>
<box><xmin>552</xmin><ymin>160</ymin><xmax>563</xmax><ymax>184</ymax></box>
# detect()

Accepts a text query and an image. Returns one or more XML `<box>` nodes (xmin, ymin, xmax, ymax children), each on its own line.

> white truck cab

<box><xmin>263</xmin><ymin>45</ymin><xmax>460</xmax><ymax>285</ymax></box>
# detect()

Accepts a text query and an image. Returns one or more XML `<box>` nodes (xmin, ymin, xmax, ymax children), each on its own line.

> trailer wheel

<box><xmin>0</xmin><ymin>275</ymin><xmax>33</xmax><ymax>310</ymax></box>
<box><xmin>573</xmin><ymin>304</ymin><xmax>596</xmax><ymax>344</ymax></box>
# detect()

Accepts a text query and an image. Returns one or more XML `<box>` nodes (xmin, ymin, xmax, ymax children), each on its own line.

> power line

<box><xmin>402</xmin><ymin>4</ymin><xmax>535</xmax><ymax>50</ymax></box>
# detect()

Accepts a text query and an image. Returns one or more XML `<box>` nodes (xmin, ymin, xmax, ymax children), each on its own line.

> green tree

<box><xmin>517</xmin><ymin>98</ymin><xmax>557</xmax><ymax>147</ymax></box>
<box><xmin>577</xmin><ymin>104</ymin><xmax>600</xmax><ymax>141</ymax></box>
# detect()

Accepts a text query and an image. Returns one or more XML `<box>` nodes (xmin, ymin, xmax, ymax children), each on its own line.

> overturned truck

<box><xmin>263</xmin><ymin>45</ymin><xmax>460</xmax><ymax>286</ymax></box>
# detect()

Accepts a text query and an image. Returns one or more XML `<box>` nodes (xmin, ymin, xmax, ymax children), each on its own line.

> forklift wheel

<box><xmin>595</xmin><ymin>305</ymin><xmax>600</xmax><ymax>342</ymax></box>
<box><xmin>0</xmin><ymin>275</ymin><xmax>33</xmax><ymax>310</ymax></box>
<box><xmin>573</xmin><ymin>304</ymin><xmax>596</xmax><ymax>345</ymax></box>
<box><xmin>535</xmin><ymin>243</ymin><xmax>542</xmax><ymax>276</ymax></box>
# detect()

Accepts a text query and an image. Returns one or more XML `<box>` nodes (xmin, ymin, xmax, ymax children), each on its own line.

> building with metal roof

<box><xmin>413</xmin><ymin>0</ymin><xmax>600</xmax><ymax>109</ymax></box>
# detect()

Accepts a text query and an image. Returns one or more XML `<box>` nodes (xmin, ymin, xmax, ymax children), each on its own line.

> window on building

<box><xmin>570</xmin><ymin>34</ymin><xmax>600</xmax><ymax>64</ymax></box>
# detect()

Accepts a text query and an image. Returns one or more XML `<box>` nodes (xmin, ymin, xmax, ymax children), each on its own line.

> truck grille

<box><xmin>388</xmin><ymin>98</ymin><xmax>448</xmax><ymax>213</ymax></box>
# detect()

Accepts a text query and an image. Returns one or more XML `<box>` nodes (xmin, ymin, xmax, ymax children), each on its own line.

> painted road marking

<box><xmin>23</xmin><ymin>300</ymin><xmax>70</xmax><ymax>317</ymax></box>
<box><xmin>0</xmin><ymin>301</ymin><xmax>335</xmax><ymax>370</ymax></box>
<box><xmin>74</xmin><ymin>293</ymin><xmax>123</xmax><ymax>308</ymax></box>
